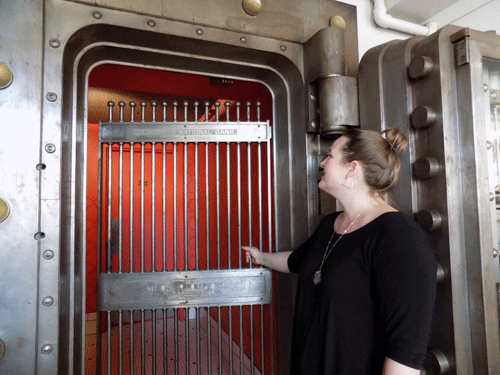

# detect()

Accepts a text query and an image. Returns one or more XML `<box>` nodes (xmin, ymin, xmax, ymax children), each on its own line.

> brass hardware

<box><xmin>0</xmin><ymin>62</ymin><xmax>13</xmax><ymax>89</ymax></box>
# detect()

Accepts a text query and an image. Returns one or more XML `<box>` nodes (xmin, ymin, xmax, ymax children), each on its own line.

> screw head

<box><xmin>49</xmin><ymin>39</ymin><xmax>60</xmax><ymax>48</ymax></box>
<box><xmin>240</xmin><ymin>36</ymin><xmax>247</xmax><ymax>43</ymax></box>
<box><xmin>43</xmin><ymin>250</ymin><xmax>54</xmax><ymax>260</ymax></box>
<box><xmin>45</xmin><ymin>143</ymin><xmax>56</xmax><ymax>153</ymax></box>
<box><xmin>92</xmin><ymin>11</ymin><xmax>102</xmax><ymax>19</ymax></box>
<box><xmin>41</xmin><ymin>344</ymin><xmax>53</xmax><ymax>354</ymax></box>
<box><xmin>42</xmin><ymin>296</ymin><xmax>54</xmax><ymax>306</ymax></box>
<box><xmin>147</xmin><ymin>19</ymin><xmax>156</xmax><ymax>27</ymax></box>
<box><xmin>196</xmin><ymin>28</ymin><xmax>204</xmax><ymax>36</ymax></box>
<box><xmin>280</xmin><ymin>45</ymin><xmax>286</xmax><ymax>51</ymax></box>
<box><xmin>46</xmin><ymin>92</ymin><xmax>57</xmax><ymax>102</ymax></box>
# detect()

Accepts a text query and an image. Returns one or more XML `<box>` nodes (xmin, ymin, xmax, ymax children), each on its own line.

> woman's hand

<box><xmin>242</xmin><ymin>246</ymin><xmax>261</xmax><ymax>265</ymax></box>
<box><xmin>241</xmin><ymin>246</ymin><xmax>292</xmax><ymax>273</ymax></box>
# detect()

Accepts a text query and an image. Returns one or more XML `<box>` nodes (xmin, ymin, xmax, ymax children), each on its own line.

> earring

<box><xmin>340</xmin><ymin>177</ymin><xmax>352</xmax><ymax>189</ymax></box>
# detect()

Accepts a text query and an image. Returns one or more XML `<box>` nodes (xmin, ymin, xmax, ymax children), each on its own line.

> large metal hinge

<box><xmin>450</xmin><ymin>27</ymin><xmax>471</xmax><ymax>67</ymax></box>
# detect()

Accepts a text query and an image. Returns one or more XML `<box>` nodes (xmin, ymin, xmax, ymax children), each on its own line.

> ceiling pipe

<box><xmin>373</xmin><ymin>0</ymin><xmax>438</xmax><ymax>36</ymax></box>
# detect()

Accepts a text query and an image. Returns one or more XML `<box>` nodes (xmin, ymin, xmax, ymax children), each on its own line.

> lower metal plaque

<box><xmin>98</xmin><ymin>268</ymin><xmax>272</xmax><ymax>311</ymax></box>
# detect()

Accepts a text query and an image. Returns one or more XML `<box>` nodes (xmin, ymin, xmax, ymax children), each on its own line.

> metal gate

<box><xmin>92</xmin><ymin>99</ymin><xmax>275</xmax><ymax>374</ymax></box>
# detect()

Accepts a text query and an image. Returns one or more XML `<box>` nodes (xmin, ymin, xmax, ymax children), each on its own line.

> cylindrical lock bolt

<box><xmin>411</xmin><ymin>106</ymin><xmax>437</xmax><ymax>129</ymax></box>
<box><xmin>413</xmin><ymin>157</ymin><xmax>440</xmax><ymax>180</ymax></box>
<box><xmin>0</xmin><ymin>62</ymin><xmax>13</xmax><ymax>89</ymax></box>
<box><xmin>408</xmin><ymin>56</ymin><xmax>434</xmax><ymax>79</ymax></box>
<box><xmin>415</xmin><ymin>209</ymin><xmax>443</xmax><ymax>232</ymax></box>
<box><xmin>422</xmin><ymin>349</ymin><xmax>452</xmax><ymax>374</ymax></box>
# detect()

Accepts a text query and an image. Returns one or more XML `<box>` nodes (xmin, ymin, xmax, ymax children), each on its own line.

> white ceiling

<box><xmin>385</xmin><ymin>0</ymin><xmax>498</xmax><ymax>28</ymax></box>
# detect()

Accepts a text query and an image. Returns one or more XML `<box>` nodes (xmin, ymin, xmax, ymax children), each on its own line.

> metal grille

<box><xmin>93</xmin><ymin>99</ymin><xmax>275</xmax><ymax>374</ymax></box>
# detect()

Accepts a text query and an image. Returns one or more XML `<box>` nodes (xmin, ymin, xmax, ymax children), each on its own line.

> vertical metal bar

<box><xmin>257</xmin><ymin>141</ymin><xmax>264</xmax><ymax>375</ymax></box>
<box><xmin>185</xmin><ymin>308</ymin><xmax>190</xmax><ymax>375</ymax></box>
<box><xmin>184</xmin><ymin>142</ymin><xmax>188</xmax><ymax>271</ymax></box>
<box><xmin>152</xmin><ymin>142</ymin><xmax>156</xmax><ymax>272</ymax></box>
<box><xmin>96</xmin><ymin>141</ymin><xmax>103</xmax><ymax>375</ymax></box>
<box><xmin>140</xmin><ymin>102</ymin><xmax>146</xmax><ymax>122</ymax></box>
<box><xmin>173</xmin><ymin>143</ymin><xmax>178</xmax><ymax>271</ymax></box>
<box><xmin>237</xmin><ymin>142</ymin><xmax>243</xmax><ymax>375</ymax></box>
<box><xmin>194</xmin><ymin>101</ymin><xmax>199</xmax><ymax>122</ymax></box>
<box><xmin>205</xmin><ymin>143</ymin><xmax>211</xmax><ymax>375</ymax></box>
<box><xmin>108</xmin><ymin>101</ymin><xmax>114</xmax><ymax>122</ymax></box>
<box><xmin>226</xmin><ymin>142</ymin><xmax>233</xmax><ymax>375</ymax></box>
<box><xmin>129</xmin><ymin>142</ymin><xmax>134</xmax><ymax>273</ymax></box>
<box><xmin>246</xmin><ymin>101</ymin><xmax>251</xmax><ymax>122</ymax></box>
<box><xmin>225</xmin><ymin>101</ymin><xmax>230</xmax><ymax>122</ymax></box>
<box><xmin>215</xmin><ymin>101</ymin><xmax>220</xmax><ymax>122</ymax></box>
<box><xmin>218</xmin><ymin>307</ymin><xmax>222</xmax><ymax>375</ymax></box>
<box><xmin>173</xmin><ymin>101</ymin><xmax>178</xmax><ymax>122</ymax></box>
<box><xmin>196</xmin><ymin>307</ymin><xmax>201</xmax><ymax>375</ymax></box>
<box><xmin>130</xmin><ymin>101</ymin><xmax>136</xmax><ymax>123</ymax></box>
<box><xmin>216</xmin><ymin>142</ymin><xmax>220</xmax><ymax>270</ymax></box>
<box><xmin>162</xmin><ymin>102</ymin><xmax>168</xmax><ymax>122</ymax></box>
<box><xmin>141</xmin><ymin>309</ymin><xmax>145</xmax><ymax>374</ymax></box>
<box><xmin>195</xmin><ymin>143</ymin><xmax>199</xmax><ymax>269</ymax></box>
<box><xmin>151</xmin><ymin>101</ymin><xmax>157</xmax><ymax>122</ymax></box>
<box><xmin>174</xmin><ymin>309</ymin><xmax>179</xmax><ymax>375</ymax></box>
<box><xmin>204</xmin><ymin>101</ymin><xmax>210</xmax><ymax>122</ymax></box>
<box><xmin>184</xmin><ymin>100</ymin><xmax>189</xmax><ymax>122</ymax></box>
<box><xmin>152</xmin><ymin>309</ymin><xmax>157</xmax><ymax>375</ymax></box>
<box><xmin>118</xmin><ymin>101</ymin><xmax>125</xmax><ymax>122</ymax></box>
<box><xmin>141</xmin><ymin>142</ymin><xmax>145</xmax><ymax>272</ymax></box>
<box><xmin>163</xmin><ymin>142</ymin><xmax>167</xmax><ymax>272</ymax></box>
<box><xmin>119</xmin><ymin>310</ymin><xmax>123</xmax><ymax>375</ymax></box>
<box><xmin>130</xmin><ymin>310</ymin><xmax>134</xmax><ymax>375</ymax></box>
<box><xmin>250</xmin><ymin>305</ymin><xmax>255</xmax><ymax>375</ymax></box>
<box><xmin>248</xmin><ymin>143</ymin><xmax>252</xmax><ymax>261</ymax></box>
<box><xmin>235</xmin><ymin>102</ymin><xmax>241</xmax><ymax>123</ymax></box>
<box><xmin>119</xmin><ymin>143</ymin><xmax>123</xmax><ymax>273</ymax></box>
<box><xmin>163</xmin><ymin>309</ymin><xmax>168</xmax><ymax>375</ymax></box>
<box><xmin>107</xmin><ymin>311</ymin><xmax>111</xmax><ymax>375</ymax></box>
<box><xmin>107</xmin><ymin>143</ymin><xmax>112</xmax><ymax>273</ymax></box>
<box><xmin>267</xmin><ymin>139</ymin><xmax>275</xmax><ymax>375</ymax></box>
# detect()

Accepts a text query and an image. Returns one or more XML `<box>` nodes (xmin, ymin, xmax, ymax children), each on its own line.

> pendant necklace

<box><xmin>313</xmin><ymin>211</ymin><xmax>363</xmax><ymax>286</ymax></box>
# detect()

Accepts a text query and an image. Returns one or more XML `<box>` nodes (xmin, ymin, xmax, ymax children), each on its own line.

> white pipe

<box><xmin>373</xmin><ymin>0</ymin><xmax>438</xmax><ymax>36</ymax></box>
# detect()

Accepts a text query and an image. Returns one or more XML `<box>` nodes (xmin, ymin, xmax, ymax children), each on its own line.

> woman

<box><xmin>243</xmin><ymin>128</ymin><xmax>436</xmax><ymax>375</ymax></box>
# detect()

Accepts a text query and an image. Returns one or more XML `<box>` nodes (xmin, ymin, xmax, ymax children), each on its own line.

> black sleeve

<box><xmin>287</xmin><ymin>214</ymin><xmax>338</xmax><ymax>273</ymax></box>
<box><xmin>372</xmin><ymin>221</ymin><xmax>437</xmax><ymax>369</ymax></box>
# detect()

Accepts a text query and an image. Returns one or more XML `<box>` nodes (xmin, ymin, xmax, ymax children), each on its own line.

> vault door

<box><xmin>93</xmin><ymin>99</ymin><xmax>275</xmax><ymax>374</ymax></box>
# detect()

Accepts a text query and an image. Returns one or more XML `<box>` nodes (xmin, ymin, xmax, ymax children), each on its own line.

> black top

<box><xmin>287</xmin><ymin>212</ymin><xmax>436</xmax><ymax>375</ymax></box>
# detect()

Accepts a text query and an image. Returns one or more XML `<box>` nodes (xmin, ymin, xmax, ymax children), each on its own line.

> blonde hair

<box><xmin>340</xmin><ymin>127</ymin><xmax>408</xmax><ymax>193</ymax></box>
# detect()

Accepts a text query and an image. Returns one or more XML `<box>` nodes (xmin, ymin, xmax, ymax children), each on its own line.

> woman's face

<box><xmin>318</xmin><ymin>136</ymin><xmax>351</xmax><ymax>195</ymax></box>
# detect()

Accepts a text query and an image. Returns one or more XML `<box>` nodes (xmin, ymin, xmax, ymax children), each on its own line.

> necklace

<box><xmin>313</xmin><ymin>211</ymin><xmax>362</xmax><ymax>286</ymax></box>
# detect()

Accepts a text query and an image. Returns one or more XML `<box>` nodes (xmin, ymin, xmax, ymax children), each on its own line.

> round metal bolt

<box><xmin>240</xmin><ymin>36</ymin><xmax>247</xmax><ymax>43</ymax></box>
<box><xmin>413</xmin><ymin>157</ymin><xmax>440</xmax><ymax>180</ymax></box>
<box><xmin>242</xmin><ymin>0</ymin><xmax>262</xmax><ymax>16</ymax></box>
<box><xmin>0</xmin><ymin>62</ymin><xmax>14</xmax><ymax>89</ymax></box>
<box><xmin>487</xmin><ymin>141</ymin><xmax>493</xmax><ymax>150</ymax></box>
<box><xmin>311</xmin><ymin>120</ymin><xmax>317</xmax><ymax>128</ymax></box>
<box><xmin>422</xmin><ymin>349</ymin><xmax>451</xmax><ymax>375</ymax></box>
<box><xmin>34</xmin><ymin>232</ymin><xmax>46</xmax><ymax>240</ymax></box>
<box><xmin>280</xmin><ymin>45</ymin><xmax>286</xmax><ymax>51</ymax></box>
<box><xmin>408</xmin><ymin>56</ymin><xmax>434</xmax><ymax>79</ymax></box>
<box><xmin>493</xmin><ymin>249</ymin><xmax>499</xmax><ymax>258</ymax></box>
<box><xmin>484</xmin><ymin>83</ymin><xmax>489</xmax><ymax>92</ymax></box>
<box><xmin>45</xmin><ymin>143</ymin><xmax>56</xmax><ymax>153</ymax></box>
<box><xmin>491</xmin><ymin>91</ymin><xmax>498</xmax><ymax>100</ymax></box>
<box><xmin>42</xmin><ymin>296</ymin><xmax>54</xmax><ymax>307</ymax></box>
<box><xmin>41</xmin><ymin>344</ymin><xmax>53</xmax><ymax>355</ymax></box>
<box><xmin>436</xmin><ymin>263</ymin><xmax>446</xmax><ymax>283</ymax></box>
<box><xmin>490</xmin><ymin>192</ymin><xmax>495</xmax><ymax>201</ymax></box>
<box><xmin>0</xmin><ymin>339</ymin><xmax>4</xmax><ymax>360</ymax></box>
<box><xmin>49</xmin><ymin>39</ymin><xmax>60</xmax><ymax>48</ymax></box>
<box><xmin>196</xmin><ymin>28</ymin><xmax>204</xmax><ymax>36</ymax></box>
<box><xmin>147</xmin><ymin>19</ymin><xmax>156</xmax><ymax>28</ymax></box>
<box><xmin>0</xmin><ymin>198</ymin><xmax>10</xmax><ymax>224</ymax></box>
<box><xmin>92</xmin><ymin>11</ymin><xmax>102</xmax><ymax>19</ymax></box>
<box><xmin>415</xmin><ymin>209</ymin><xmax>443</xmax><ymax>232</ymax></box>
<box><xmin>46</xmin><ymin>92</ymin><xmax>57</xmax><ymax>102</ymax></box>
<box><xmin>36</xmin><ymin>163</ymin><xmax>46</xmax><ymax>171</ymax></box>
<box><xmin>411</xmin><ymin>105</ymin><xmax>437</xmax><ymax>129</ymax></box>
<box><xmin>43</xmin><ymin>250</ymin><xmax>54</xmax><ymax>260</ymax></box>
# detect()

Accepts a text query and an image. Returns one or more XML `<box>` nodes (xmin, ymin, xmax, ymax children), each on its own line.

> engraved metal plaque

<box><xmin>99</xmin><ymin>121</ymin><xmax>272</xmax><ymax>143</ymax></box>
<box><xmin>98</xmin><ymin>268</ymin><xmax>272</xmax><ymax>311</ymax></box>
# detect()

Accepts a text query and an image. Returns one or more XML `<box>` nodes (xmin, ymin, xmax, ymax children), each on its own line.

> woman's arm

<box><xmin>242</xmin><ymin>246</ymin><xmax>292</xmax><ymax>273</ymax></box>
<box><xmin>382</xmin><ymin>357</ymin><xmax>420</xmax><ymax>375</ymax></box>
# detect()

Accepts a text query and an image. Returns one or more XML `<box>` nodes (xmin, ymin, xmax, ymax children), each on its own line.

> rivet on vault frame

<box><xmin>242</xmin><ymin>0</ymin><xmax>262</xmax><ymax>16</ymax></box>
<box><xmin>0</xmin><ymin>198</ymin><xmax>10</xmax><ymax>224</ymax></box>
<box><xmin>0</xmin><ymin>62</ymin><xmax>13</xmax><ymax>89</ymax></box>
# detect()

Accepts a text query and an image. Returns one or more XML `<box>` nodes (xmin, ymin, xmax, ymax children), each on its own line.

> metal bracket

<box><xmin>454</xmin><ymin>38</ymin><xmax>470</xmax><ymax>67</ymax></box>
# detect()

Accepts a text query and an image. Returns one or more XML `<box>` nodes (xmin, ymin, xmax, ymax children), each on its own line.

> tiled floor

<box><xmin>85</xmin><ymin>309</ymin><xmax>262</xmax><ymax>375</ymax></box>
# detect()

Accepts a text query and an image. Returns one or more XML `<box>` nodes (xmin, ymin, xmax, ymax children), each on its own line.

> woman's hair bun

<box><xmin>382</xmin><ymin>128</ymin><xmax>408</xmax><ymax>154</ymax></box>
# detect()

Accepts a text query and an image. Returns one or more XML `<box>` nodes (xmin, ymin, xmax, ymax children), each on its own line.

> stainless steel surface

<box><xmin>358</xmin><ymin>25</ymin><xmax>500</xmax><ymax>375</ymax></box>
<box><xmin>318</xmin><ymin>75</ymin><xmax>359</xmax><ymax>134</ymax></box>
<box><xmin>1</xmin><ymin>0</ymin><xmax>354</xmax><ymax>373</ymax></box>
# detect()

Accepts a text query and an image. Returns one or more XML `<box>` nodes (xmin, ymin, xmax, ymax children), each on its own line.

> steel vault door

<box><xmin>93</xmin><ymin>100</ymin><xmax>275</xmax><ymax>374</ymax></box>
